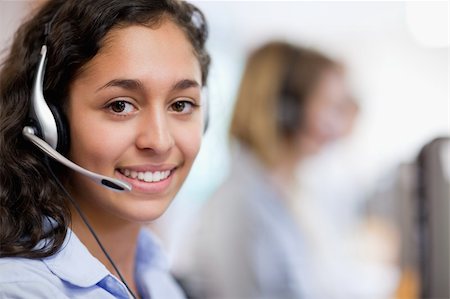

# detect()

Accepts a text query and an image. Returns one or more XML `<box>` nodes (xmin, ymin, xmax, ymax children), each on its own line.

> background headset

<box><xmin>277</xmin><ymin>46</ymin><xmax>304</xmax><ymax>137</ymax></box>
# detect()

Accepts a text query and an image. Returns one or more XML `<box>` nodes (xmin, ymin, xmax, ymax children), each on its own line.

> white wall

<box><xmin>0</xmin><ymin>1</ymin><xmax>36</xmax><ymax>60</ymax></box>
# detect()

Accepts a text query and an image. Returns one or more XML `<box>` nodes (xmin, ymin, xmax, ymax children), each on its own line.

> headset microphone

<box><xmin>23</xmin><ymin>127</ymin><xmax>131</xmax><ymax>191</ymax></box>
<box><xmin>23</xmin><ymin>45</ymin><xmax>131</xmax><ymax>192</ymax></box>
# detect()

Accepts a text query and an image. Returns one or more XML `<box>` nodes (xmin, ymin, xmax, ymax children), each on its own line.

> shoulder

<box><xmin>0</xmin><ymin>257</ymin><xmax>49</xmax><ymax>282</ymax></box>
<box><xmin>205</xmin><ymin>172</ymin><xmax>278</xmax><ymax>226</ymax></box>
<box><xmin>0</xmin><ymin>257</ymin><xmax>68</xmax><ymax>298</ymax></box>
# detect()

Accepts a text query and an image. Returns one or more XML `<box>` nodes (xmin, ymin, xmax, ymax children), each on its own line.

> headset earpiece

<box><xmin>202</xmin><ymin>87</ymin><xmax>209</xmax><ymax>133</ymax></box>
<box><xmin>27</xmin><ymin>44</ymin><xmax>69</xmax><ymax>154</ymax></box>
<box><xmin>278</xmin><ymin>92</ymin><xmax>302</xmax><ymax>135</ymax></box>
<box><xmin>48</xmin><ymin>103</ymin><xmax>70</xmax><ymax>154</ymax></box>
<box><xmin>203</xmin><ymin>112</ymin><xmax>209</xmax><ymax>133</ymax></box>
<box><xmin>277</xmin><ymin>47</ymin><xmax>303</xmax><ymax>136</ymax></box>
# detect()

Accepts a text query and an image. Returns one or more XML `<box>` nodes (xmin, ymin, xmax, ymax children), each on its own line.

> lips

<box><xmin>116</xmin><ymin>165</ymin><xmax>177</xmax><ymax>194</ymax></box>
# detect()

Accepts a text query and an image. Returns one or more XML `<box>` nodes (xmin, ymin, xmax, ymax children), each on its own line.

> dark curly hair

<box><xmin>0</xmin><ymin>0</ymin><xmax>210</xmax><ymax>258</ymax></box>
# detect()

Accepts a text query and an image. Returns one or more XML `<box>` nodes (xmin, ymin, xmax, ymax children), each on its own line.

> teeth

<box><xmin>154</xmin><ymin>171</ymin><xmax>161</xmax><ymax>182</ymax></box>
<box><xmin>144</xmin><ymin>172</ymin><xmax>153</xmax><ymax>182</ymax></box>
<box><xmin>120</xmin><ymin>169</ymin><xmax>172</xmax><ymax>183</ymax></box>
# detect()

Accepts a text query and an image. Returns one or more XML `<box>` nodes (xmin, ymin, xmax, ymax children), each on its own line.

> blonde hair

<box><xmin>230</xmin><ymin>41</ymin><xmax>338</xmax><ymax>168</ymax></box>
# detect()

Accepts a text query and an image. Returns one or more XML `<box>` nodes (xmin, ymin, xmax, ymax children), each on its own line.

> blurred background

<box><xmin>157</xmin><ymin>3</ymin><xmax>449</xmax><ymax>298</ymax></box>
<box><xmin>1</xmin><ymin>1</ymin><xmax>448</xmax><ymax>298</ymax></box>
<box><xmin>164</xmin><ymin>0</ymin><xmax>449</xmax><ymax>225</ymax></box>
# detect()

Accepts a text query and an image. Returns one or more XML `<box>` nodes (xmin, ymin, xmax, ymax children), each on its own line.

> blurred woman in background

<box><xmin>174</xmin><ymin>41</ymin><xmax>361</xmax><ymax>299</ymax></box>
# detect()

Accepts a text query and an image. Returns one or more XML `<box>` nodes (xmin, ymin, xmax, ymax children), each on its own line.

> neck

<box><xmin>275</xmin><ymin>150</ymin><xmax>298</xmax><ymax>180</ymax></box>
<box><xmin>272</xmin><ymin>163</ymin><xmax>295</xmax><ymax>191</ymax></box>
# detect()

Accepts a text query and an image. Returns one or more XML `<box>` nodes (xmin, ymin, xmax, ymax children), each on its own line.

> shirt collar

<box><xmin>40</xmin><ymin>226</ymin><xmax>170</xmax><ymax>298</ymax></box>
<box><xmin>41</xmin><ymin>228</ymin><xmax>110</xmax><ymax>287</ymax></box>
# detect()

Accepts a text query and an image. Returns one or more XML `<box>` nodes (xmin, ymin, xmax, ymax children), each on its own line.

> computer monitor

<box><xmin>417</xmin><ymin>137</ymin><xmax>449</xmax><ymax>299</ymax></box>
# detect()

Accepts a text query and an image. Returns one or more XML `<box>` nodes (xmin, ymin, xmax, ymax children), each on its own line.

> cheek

<box><xmin>68</xmin><ymin>115</ymin><xmax>133</xmax><ymax>166</ymax></box>
<box><xmin>302</xmin><ymin>103</ymin><xmax>322</xmax><ymax>135</ymax></box>
<box><xmin>173</xmin><ymin>122</ymin><xmax>203</xmax><ymax>163</ymax></box>
<box><xmin>304</xmin><ymin>97</ymin><xmax>331</xmax><ymax>133</ymax></box>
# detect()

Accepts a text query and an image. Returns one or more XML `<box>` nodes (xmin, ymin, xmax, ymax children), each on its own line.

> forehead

<box><xmin>75</xmin><ymin>20</ymin><xmax>201</xmax><ymax>85</ymax></box>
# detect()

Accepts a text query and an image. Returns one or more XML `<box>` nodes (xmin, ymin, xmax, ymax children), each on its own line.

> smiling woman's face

<box><xmin>66</xmin><ymin>20</ymin><xmax>203</xmax><ymax>223</ymax></box>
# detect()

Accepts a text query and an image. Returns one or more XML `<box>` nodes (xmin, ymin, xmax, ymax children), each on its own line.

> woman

<box><xmin>0</xmin><ymin>0</ymin><xmax>210</xmax><ymax>298</ymax></box>
<box><xmin>175</xmin><ymin>41</ymin><xmax>354</xmax><ymax>299</ymax></box>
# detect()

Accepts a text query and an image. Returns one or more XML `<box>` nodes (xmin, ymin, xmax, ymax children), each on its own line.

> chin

<box><xmin>301</xmin><ymin>144</ymin><xmax>322</xmax><ymax>157</ymax></box>
<box><xmin>138</xmin><ymin>201</ymin><xmax>173</xmax><ymax>223</ymax></box>
<box><xmin>107</xmin><ymin>194</ymin><xmax>174</xmax><ymax>223</ymax></box>
<box><xmin>118</xmin><ymin>208</ymin><xmax>169</xmax><ymax>224</ymax></box>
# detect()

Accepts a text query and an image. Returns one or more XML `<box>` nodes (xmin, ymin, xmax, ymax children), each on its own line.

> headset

<box><xmin>22</xmin><ymin>44</ymin><xmax>131</xmax><ymax>192</ymax></box>
<box><xmin>277</xmin><ymin>46</ymin><xmax>303</xmax><ymax>137</ymax></box>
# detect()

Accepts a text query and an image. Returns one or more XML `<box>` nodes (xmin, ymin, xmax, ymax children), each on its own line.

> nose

<box><xmin>135</xmin><ymin>108</ymin><xmax>174</xmax><ymax>155</ymax></box>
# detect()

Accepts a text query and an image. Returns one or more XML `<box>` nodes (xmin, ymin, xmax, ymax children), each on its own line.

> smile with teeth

<box><xmin>119</xmin><ymin>169</ymin><xmax>172</xmax><ymax>183</ymax></box>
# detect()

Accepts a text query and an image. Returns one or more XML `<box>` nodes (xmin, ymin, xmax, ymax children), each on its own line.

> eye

<box><xmin>169</xmin><ymin>100</ymin><xmax>197</xmax><ymax>114</ymax></box>
<box><xmin>106</xmin><ymin>100</ymin><xmax>136</xmax><ymax>115</ymax></box>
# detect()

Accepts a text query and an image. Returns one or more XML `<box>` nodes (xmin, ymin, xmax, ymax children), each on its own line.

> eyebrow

<box><xmin>96</xmin><ymin>79</ymin><xmax>143</xmax><ymax>92</ymax></box>
<box><xmin>172</xmin><ymin>79</ymin><xmax>200</xmax><ymax>91</ymax></box>
<box><xmin>96</xmin><ymin>78</ymin><xmax>200</xmax><ymax>93</ymax></box>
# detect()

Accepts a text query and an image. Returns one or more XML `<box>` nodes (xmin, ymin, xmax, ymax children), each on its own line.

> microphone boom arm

<box><xmin>23</xmin><ymin>126</ymin><xmax>131</xmax><ymax>192</ymax></box>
